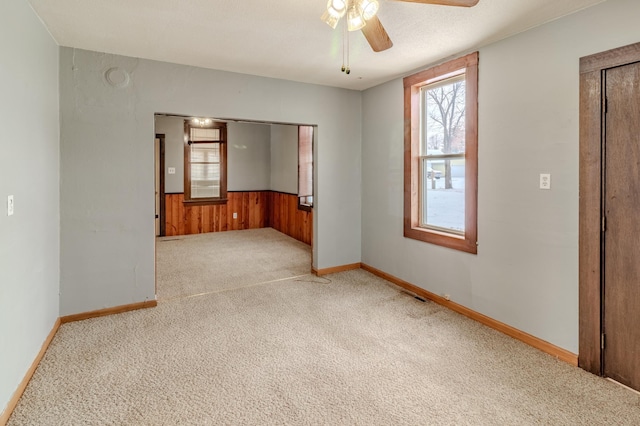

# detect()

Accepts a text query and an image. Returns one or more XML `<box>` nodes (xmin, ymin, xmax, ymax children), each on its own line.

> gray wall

<box><xmin>155</xmin><ymin>116</ymin><xmax>271</xmax><ymax>193</ymax></box>
<box><xmin>154</xmin><ymin>115</ymin><xmax>184</xmax><ymax>193</ymax></box>
<box><xmin>0</xmin><ymin>0</ymin><xmax>60</xmax><ymax>415</ymax></box>
<box><xmin>361</xmin><ymin>0</ymin><xmax>640</xmax><ymax>353</ymax></box>
<box><xmin>6</xmin><ymin>5</ymin><xmax>634</xmax><ymax>414</ymax></box>
<box><xmin>59</xmin><ymin>48</ymin><xmax>362</xmax><ymax>315</ymax></box>
<box><xmin>270</xmin><ymin>125</ymin><xmax>299</xmax><ymax>194</ymax></box>
<box><xmin>227</xmin><ymin>122</ymin><xmax>271</xmax><ymax>191</ymax></box>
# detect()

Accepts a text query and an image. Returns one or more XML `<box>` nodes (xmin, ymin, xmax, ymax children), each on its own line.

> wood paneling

<box><xmin>164</xmin><ymin>191</ymin><xmax>312</xmax><ymax>245</ymax></box>
<box><xmin>361</xmin><ymin>263</ymin><xmax>579</xmax><ymax>366</ymax></box>
<box><xmin>165</xmin><ymin>192</ymin><xmax>269</xmax><ymax>236</ymax></box>
<box><xmin>268</xmin><ymin>191</ymin><xmax>313</xmax><ymax>245</ymax></box>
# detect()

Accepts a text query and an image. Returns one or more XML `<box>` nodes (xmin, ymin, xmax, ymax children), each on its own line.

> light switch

<box><xmin>7</xmin><ymin>195</ymin><xmax>14</xmax><ymax>216</ymax></box>
<box><xmin>539</xmin><ymin>173</ymin><xmax>551</xmax><ymax>190</ymax></box>
<box><xmin>168</xmin><ymin>167</ymin><xmax>176</xmax><ymax>175</ymax></box>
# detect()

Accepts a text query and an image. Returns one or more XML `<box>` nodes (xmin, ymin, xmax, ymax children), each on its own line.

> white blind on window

<box><xmin>190</xmin><ymin>128</ymin><xmax>221</xmax><ymax>142</ymax></box>
<box><xmin>190</xmin><ymin>142</ymin><xmax>221</xmax><ymax>198</ymax></box>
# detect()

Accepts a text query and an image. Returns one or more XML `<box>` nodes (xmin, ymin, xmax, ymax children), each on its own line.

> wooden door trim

<box><xmin>579</xmin><ymin>41</ymin><xmax>640</xmax><ymax>376</ymax></box>
<box><xmin>156</xmin><ymin>134</ymin><xmax>166</xmax><ymax>237</ymax></box>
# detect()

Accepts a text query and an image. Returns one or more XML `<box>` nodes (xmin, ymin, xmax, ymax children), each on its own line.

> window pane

<box><xmin>191</xmin><ymin>182</ymin><xmax>220</xmax><ymax>198</ymax></box>
<box><xmin>422</xmin><ymin>75</ymin><xmax>466</xmax><ymax>156</ymax></box>
<box><xmin>191</xmin><ymin>164</ymin><xmax>220</xmax><ymax>198</ymax></box>
<box><xmin>420</xmin><ymin>74</ymin><xmax>466</xmax><ymax>234</ymax></box>
<box><xmin>190</xmin><ymin>143</ymin><xmax>220</xmax><ymax>162</ymax></box>
<box><xmin>421</xmin><ymin>158</ymin><xmax>465</xmax><ymax>233</ymax></box>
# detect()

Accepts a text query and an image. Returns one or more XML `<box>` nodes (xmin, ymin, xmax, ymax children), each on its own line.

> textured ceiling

<box><xmin>27</xmin><ymin>0</ymin><xmax>605</xmax><ymax>90</ymax></box>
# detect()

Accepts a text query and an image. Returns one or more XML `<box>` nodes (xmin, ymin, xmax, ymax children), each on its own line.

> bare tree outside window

<box><xmin>425</xmin><ymin>79</ymin><xmax>466</xmax><ymax>189</ymax></box>
<box><xmin>420</xmin><ymin>74</ymin><xmax>467</xmax><ymax>233</ymax></box>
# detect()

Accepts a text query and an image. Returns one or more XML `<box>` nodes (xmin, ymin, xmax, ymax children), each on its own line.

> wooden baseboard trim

<box><xmin>0</xmin><ymin>318</ymin><xmax>61</xmax><ymax>426</ymax></box>
<box><xmin>313</xmin><ymin>262</ymin><xmax>362</xmax><ymax>276</ymax></box>
<box><xmin>361</xmin><ymin>263</ymin><xmax>578</xmax><ymax>366</ymax></box>
<box><xmin>60</xmin><ymin>300</ymin><xmax>158</xmax><ymax>324</ymax></box>
<box><xmin>1</xmin><ymin>300</ymin><xmax>158</xmax><ymax>425</ymax></box>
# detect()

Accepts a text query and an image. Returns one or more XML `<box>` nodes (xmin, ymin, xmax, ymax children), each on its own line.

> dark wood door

<box><xmin>603</xmin><ymin>61</ymin><xmax>640</xmax><ymax>391</ymax></box>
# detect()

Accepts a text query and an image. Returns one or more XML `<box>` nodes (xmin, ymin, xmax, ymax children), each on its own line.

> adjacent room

<box><xmin>154</xmin><ymin>115</ymin><xmax>314</xmax><ymax>300</ymax></box>
<box><xmin>2</xmin><ymin>0</ymin><xmax>640</xmax><ymax>424</ymax></box>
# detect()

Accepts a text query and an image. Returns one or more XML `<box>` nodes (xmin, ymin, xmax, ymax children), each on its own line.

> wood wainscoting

<box><xmin>164</xmin><ymin>191</ymin><xmax>312</xmax><ymax>245</ymax></box>
<box><xmin>268</xmin><ymin>191</ymin><xmax>312</xmax><ymax>245</ymax></box>
<box><xmin>165</xmin><ymin>192</ymin><xmax>269</xmax><ymax>236</ymax></box>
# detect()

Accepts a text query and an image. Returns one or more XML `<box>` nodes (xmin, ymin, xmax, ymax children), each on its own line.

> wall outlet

<box><xmin>233</xmin><ymin>212</ymin><xmax>237</xmax><ymax>219</ymax></box>
<box><xmin>7</xmin><ymin>195</ymin><xmax>14</xmax><ymax>216</ymax></box>
<box><xmin>539</xmin><ymin>173</ymin><xmax>551</xmax><ymax>190</ymax></box>
<box><xmin>168</xmin><ymin>167</ymin><xmax>176</xmax><ymax>175</ymax></box>
<box><xmin>443</xmin><ymin>294</ymin><xmax>451</xmax><ymax>301</ymax></box>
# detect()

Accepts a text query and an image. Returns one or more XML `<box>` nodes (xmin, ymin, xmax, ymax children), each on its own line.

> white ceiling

<box><xmin>28</xmin><ymin>0</ymin><xmax>605</xmax><ymax>91</ymax></box>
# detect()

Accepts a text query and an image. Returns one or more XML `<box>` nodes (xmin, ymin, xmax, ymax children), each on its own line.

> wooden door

<box><xmin>603</xmin><ymin>61</ymin><xmax>640</xmax><ymax>391</ymax></box>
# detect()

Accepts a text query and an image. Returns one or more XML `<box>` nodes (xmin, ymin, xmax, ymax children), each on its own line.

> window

<box><xmin>184</xmin><ymin>120</ymin><xmax>227</xmax><ymax>205</ymax></box>
<box><xmin>298</xmin><ymin>125</ymin><xmax>314</xmax><ymax>210</ymax></box>
<box><xmin>403</xmin><ymin>52</ymin><xmax>478</xmax><ymax>254</ymax></box>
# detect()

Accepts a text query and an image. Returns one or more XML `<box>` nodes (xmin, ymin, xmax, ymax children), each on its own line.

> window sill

<box><xmin>298</xmin><ymin>204</ymin><xmax>312</xmax><ymax>212</ymax></box>
<box><xmin>404</xmin><ymin>226</ymin><xmax>477</xmax><ymax>254</ymax></box>
<box><xmin>183</xmin><ymin>198</ymin><xmax>228</xmax><ymax>207</ymax></box>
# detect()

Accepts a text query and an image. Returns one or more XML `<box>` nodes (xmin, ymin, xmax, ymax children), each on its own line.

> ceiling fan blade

<box><xmin>361</xmin><ymin>15</ymin><xmax>393</xmax><ymax>52</ymax></box>
<box><xmin>392</xmin><ymin>0</ymin><xmax>479</xmax><ymax>7</ymax></box>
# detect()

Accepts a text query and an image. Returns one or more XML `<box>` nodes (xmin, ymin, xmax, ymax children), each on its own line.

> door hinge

<box><xmin>602</xmin><ymin>216</ymin><xmax>606</xmax><ymax>232</ymax></box>
<box><xmin>601</xmin><ymin>333</ymin><xmax>606</xmax><ymax>350</ymax></box>
<box><xmin>605</xmin><ymin>98</ymin><xmax>608</xmax><ymax>114</ymax></box>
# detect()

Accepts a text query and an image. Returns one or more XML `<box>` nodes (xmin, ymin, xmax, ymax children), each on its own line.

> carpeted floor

<box><xmin>8</xmin><ymin>229</ymin><xmax>640</xmax><ymax>425</ymax></box>
<box><xmin>155</xmin><ymin>228</ymin><xmax>312</xmax><ymax>300</ymax></box>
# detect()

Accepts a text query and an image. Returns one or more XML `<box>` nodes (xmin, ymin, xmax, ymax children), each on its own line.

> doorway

<box><xmin>155</xmin><ymin>134</ymin><xmax>166</xmax><ymax>237</ymax></box>
<box><xmin>153</xmin><ymin>114</ymin><xmax>315</xmax><ymax>300</ymax></box>
<box><xmin>579</xmin><ymin>42</ymin><xmax>640</xmax><ymax>391</ymax></box>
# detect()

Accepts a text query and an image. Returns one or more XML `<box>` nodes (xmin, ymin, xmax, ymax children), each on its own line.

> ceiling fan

<box><xmin>321</xmin><ymin>0</ymin><xmax>480</xmax><ymax>53</ymax></box>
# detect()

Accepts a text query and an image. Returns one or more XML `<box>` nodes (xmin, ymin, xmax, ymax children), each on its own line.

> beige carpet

<box><xmin>156</xmin><ymin>228</ymin><xmax>312</xmax><ymax>300</ymax></box>
<box><xmin>8</xmin><ymin>230</ymin><xmax>640</xmax><ymax>424</ymax></box>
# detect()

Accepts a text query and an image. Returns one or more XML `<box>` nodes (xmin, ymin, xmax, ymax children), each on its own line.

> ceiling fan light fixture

<box><xmin>321</xmin><ymin>0</ymin><xmax>347</xmax><ymax>28</ymax></box>
<box><xmin>330</xmin><ymin>0</ymin><xmax>347</xmax><ymax>14</ymax></box>
<box><xmin>321</xmin><ymin>9</ymin><xmax>341</xmax><ymax>29</ymax></box>
<box><xmin>347</xmin><ymin>4</ymin><xmax>366</xmax><ymax>31</ymax></box>
<box><xmin>358</xmin><ymin>0</ymin><xmax>379</xmax><ymax>21</ymax></box>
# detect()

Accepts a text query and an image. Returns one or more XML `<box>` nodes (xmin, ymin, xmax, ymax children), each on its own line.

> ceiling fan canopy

<box><xmin>321</xmin><ymin>0</ymin><xmax>479</xmax><ymax>52</ymax></box>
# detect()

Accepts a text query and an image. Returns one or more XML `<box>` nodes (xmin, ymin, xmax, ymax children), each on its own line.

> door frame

<box><xmin>156</xmin><ymin>134</ymin><xmax>166</xmax><ymax>237</ymax></box>
<box><xmin>579</xmin><ymin>41</ymin><xmax>640</xmax><ymax>375</ymax></box>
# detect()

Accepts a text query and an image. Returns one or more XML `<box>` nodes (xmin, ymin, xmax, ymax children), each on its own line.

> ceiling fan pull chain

<box><xmin>345</xmin><ymin>15</ymin><xmax>351</xmax><ymax>75</ymax></box>
<box><xmin>341</xmin><ymin>15</ymin><xmax>346</xmax><ymax>73</ymax></box>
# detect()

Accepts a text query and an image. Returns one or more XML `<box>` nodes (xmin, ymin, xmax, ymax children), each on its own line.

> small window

<box><xmin>298</xmin><ymin>126</ymin><xmax>314</xmax><ymax>210</ymax></box>
<box><xmin>184</xmin><ymin>120</ymin><xmax>227</xmax><ymax>205</ymax></box>
<box><xmin>404</xmin><ymin>52</ymin><xmax>478</xmax><ymax>253</ymax></box>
